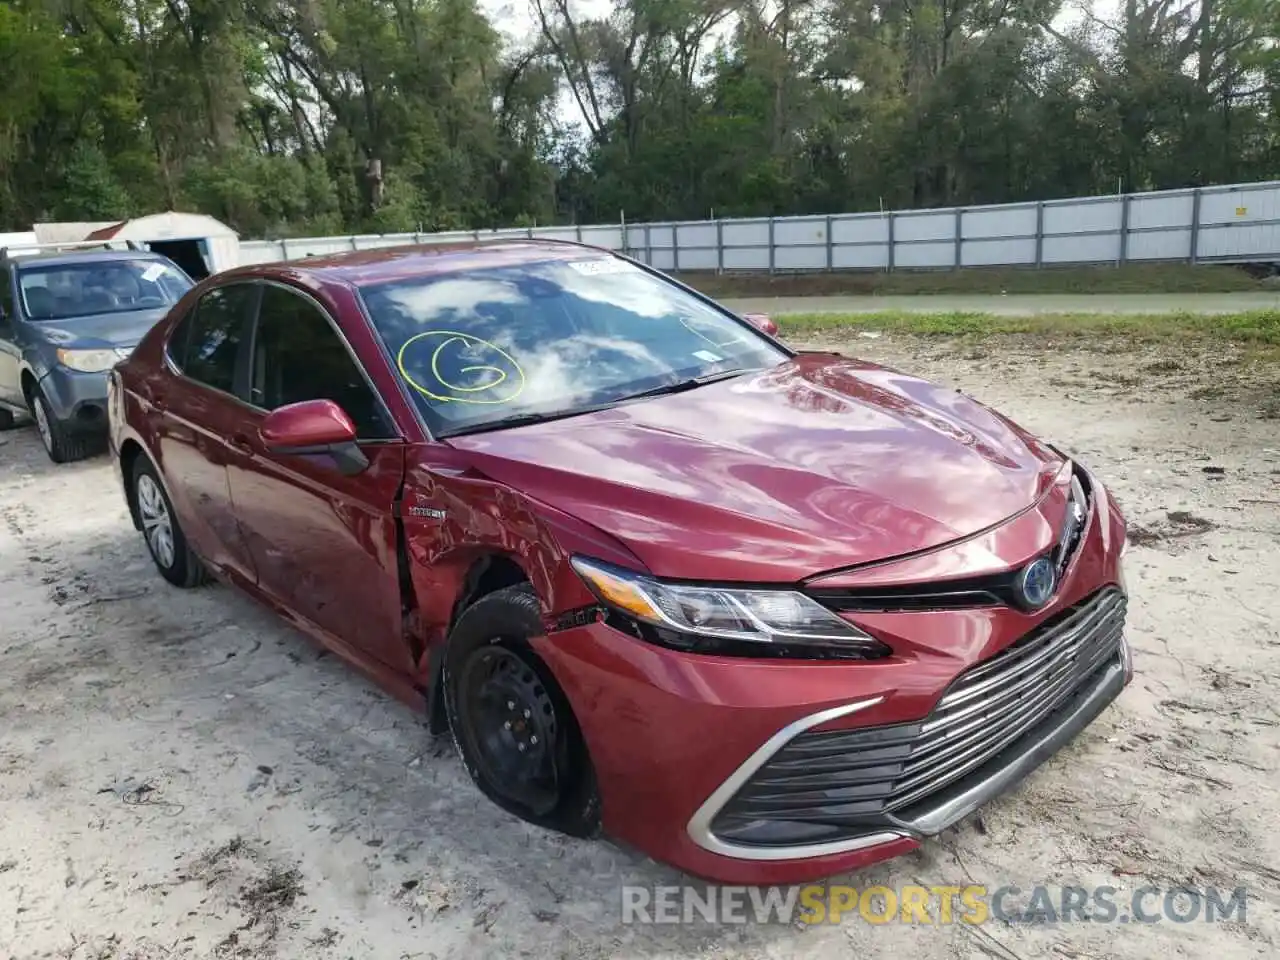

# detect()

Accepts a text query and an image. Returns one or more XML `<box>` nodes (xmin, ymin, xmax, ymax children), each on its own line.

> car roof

<box><xmin>230</xmin><ymin>239</ymin><xmax>621</xmax><ymax>288</ymax></box>
<box><xmin>5</xmin><ymin>248</ymin><xmax>174</xmax><ymax>269</ymax></box>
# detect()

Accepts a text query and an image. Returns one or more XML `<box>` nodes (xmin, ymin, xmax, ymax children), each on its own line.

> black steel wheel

<box><xmin>456</xmin><ymin>644</ymin><xmax>564</xmax><ymax>815</ymax></box>
<box><xmin>442</xmin><ymin>583</ymin><xmax>599</xmax><ymax>836</ymax></box>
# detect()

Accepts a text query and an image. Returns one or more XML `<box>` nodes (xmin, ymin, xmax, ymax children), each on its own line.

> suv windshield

<box><xmin>18</xmin><ymin>259</ymin><xmax>192</xmax><ymax>321</ymax></box>
<box><xmin>358</xmin><ymin>256</ymin><xmax>789</xmax><ymax>437</ymax></box>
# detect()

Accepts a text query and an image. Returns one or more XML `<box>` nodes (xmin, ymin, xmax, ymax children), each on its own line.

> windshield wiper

<box><xmin>437</xmin><ymin>402</ymin><xmax>618</xmax><ymax>439</ymax></box>
<box><xmin>614</xmin><ymin>367</ymin><xmax>763</xmax><ymax>402</ymax></box>
<box><xmin>438</xmin><ymin>368</ymin><xmax>763</xmax><ymax>439</ymax></box>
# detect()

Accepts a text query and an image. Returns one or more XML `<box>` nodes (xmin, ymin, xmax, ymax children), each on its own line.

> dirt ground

<box><xmin>1</xmin><ymin>333</ymin><xmax>1277</xmax><ymax>959</ymax></box>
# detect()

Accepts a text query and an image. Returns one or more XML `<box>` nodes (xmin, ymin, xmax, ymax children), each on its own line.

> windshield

<box><xmin>358</xmin><ymin>256</ymin><xmax>789</xmax><ymax>437</ymax></box>
<box><xmin>18</xmin><ymin>259</ymin><xmax>192</xmax><ymax>321</ymax></box>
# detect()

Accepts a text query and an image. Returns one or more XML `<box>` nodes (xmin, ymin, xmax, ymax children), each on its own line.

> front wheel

<box><xmin>442</xmin><ymin>584</ymin><xmax>599</xmax><ymax>837</ymax></box>
<box><xmin>29</xmin><ymin>387</ymin><xmax>95</xmax><ymax>463</ymax></box>
<box><xmin>131</xmin><ymin>456</ymin><xmax>208</xmax><ymax>588</ymax></box>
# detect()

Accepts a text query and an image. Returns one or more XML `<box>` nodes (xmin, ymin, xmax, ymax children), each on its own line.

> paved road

<box><xmin>721</xmin><ymin>291</ymin><xmax>1280</xmax><ymax>316</ymax></box>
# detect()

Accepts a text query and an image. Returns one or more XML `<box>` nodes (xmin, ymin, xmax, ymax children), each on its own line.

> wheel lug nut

<box><xmin>523</xmin><ymin>709</ymin><xmax>531</xmax><ymax>719</ymax></box>
<box><xmin>507</xmin><ymin>700</ymin><xmax>515</xmax><ymax>710</ymax></box>
<box><xmin>503</xmin><ymin>721</ymin><xmax>511</xmax><ymax>730</ymax></box>
<box><xmin>517</xmin><ymin>743</ymin><xmax>526</xmax><ymax>752</ymax></box>
<box><xmin>530</xmin><ymin>735</ymin><xmax>538</xmax><ymax>745</ymax></box>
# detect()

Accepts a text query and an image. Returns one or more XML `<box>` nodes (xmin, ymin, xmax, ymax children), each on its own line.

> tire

<box><xmin>28</xmin><ymin>385</ymin><xmax>95</xmax><ymax>463</ymax></box>
<box><xmin>130</xmin><ymin>455</ymin><xmax>208</xmax><ymax>588</ymax></box>
<box><xmin>442</xmin><ymin>583</ymin><xmax>599</xmax><ymax>837</ymax></box>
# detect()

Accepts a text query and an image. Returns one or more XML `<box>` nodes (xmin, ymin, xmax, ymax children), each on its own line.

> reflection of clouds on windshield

<box><xmin>547</xmin><ymin>260</ymin><xmax>719</xmax><ymax>325</ymax></box>
<box><xmin>511</xmin><ymin>334</ymin><xmax>665</xmax><ymax>408</ymax></box>
<box><xmin>384</xmin><ymin>277</ymin><xmax>525</xmax><ymax>315</ymax></box>
<box><xmin>397</xmin><ymin>327</ymin><xmax>667</xmax><ymax>417</ymax></box>
<box><xmin>548</xmin><ymin>261</ymin><xmax>754</xmax><ymax>350</ymax></box>
<box><xmin>359</xmin><ymin>257</ymin><xmax>786</xmax><ymax>430</ymax></box>
<box><xmin>370</xmin><ymin>277</ymin><xmax>529</xmax><ymax>350</ymax></box>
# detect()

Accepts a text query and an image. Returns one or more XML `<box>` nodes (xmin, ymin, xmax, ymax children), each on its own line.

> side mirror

<box><xmin>260</xmin><ymin>399</ymin><xmax>369</xmax><ymax>475</ymax></box>
<box><xmin>742</xmin><ymin>312</ymin><xmax>779</xmax><ymax>337</ymax></box>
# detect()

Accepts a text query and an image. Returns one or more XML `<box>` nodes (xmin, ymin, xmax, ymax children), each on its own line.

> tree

<box><xmin>0</xmin><ymin>0</ymin><xmax>1274</xmax><ymax>233</ymax></box>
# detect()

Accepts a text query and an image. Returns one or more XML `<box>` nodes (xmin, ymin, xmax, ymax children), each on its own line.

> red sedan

<box><xmin>107</xmin><ymin>241</ymin><xmax>1132</xmax><ymax>884</ymax></box>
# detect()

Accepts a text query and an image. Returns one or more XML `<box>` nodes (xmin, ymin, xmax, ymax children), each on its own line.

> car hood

<box><xmin>34</xmin><ymin>307</ymin><xmax>172</xmax><ymax>350</ymax></box>
<box><xmin>448</xmin><ymin>354</ymin><xmax>1067</xmax><ymax>582</ymax></box>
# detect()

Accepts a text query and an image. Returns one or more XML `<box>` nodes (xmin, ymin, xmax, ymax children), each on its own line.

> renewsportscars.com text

<box><xmin>621</xmin><ymin>883</ymin><xmax>1249</xmax><ymax>926</ymax></box>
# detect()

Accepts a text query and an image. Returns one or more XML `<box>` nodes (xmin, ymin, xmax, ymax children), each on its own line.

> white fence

<box><xmin>238</xmin><ymin>179</ymin><xmax>1280</xmax><ymax>272</ymax></box>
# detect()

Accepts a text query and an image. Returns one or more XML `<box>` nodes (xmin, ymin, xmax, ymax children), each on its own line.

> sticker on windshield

<box><xmin>140</xmin><ymin>264</ymin><xmax>165</xmax><ymax>282</ymax></box>
<box><xmin>565</xmin><ymin>258</ymin><xmax>635</xmax><ymax>276</ymax></box>
<box><xmin>693</xmin><ymin>349</ymin><xmax>724</xmax><ymax>363</ymax></box>
<box><xmin>680</xmin><ymin>316</ymin><xmax>750</xmax><ymax>350</ymax></box>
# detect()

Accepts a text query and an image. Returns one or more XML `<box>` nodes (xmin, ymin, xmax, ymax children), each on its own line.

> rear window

<box><xmin>357</xmin><ymin>256</ymin><xmax>787</xmax><ymax>437</ymax></box>
<box><xmin>18</xmin><ymin>259</ymin><xmax>192</xmax><ymax>321</ymax></box>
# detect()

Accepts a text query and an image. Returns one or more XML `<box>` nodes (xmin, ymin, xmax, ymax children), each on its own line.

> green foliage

<box><xmin>0</xmin><ymin>0</ymin><xmax>1275</xmax><ymax>234</ymax></box>
<box><xmin>683</xmin><ymin>263</ymin><xmax>1269</xmax><ymax>297</ymax></box>
<box><xmin>55</xmin><ymin>143</ymin><xmax>133</xmax><ymax>221</ymax></box>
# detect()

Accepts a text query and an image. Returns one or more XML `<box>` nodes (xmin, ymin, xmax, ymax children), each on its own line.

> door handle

<box><xmin>230</xmin><ymin>433</ymin><xmax>254</xmax><ymax>451</ymax></box>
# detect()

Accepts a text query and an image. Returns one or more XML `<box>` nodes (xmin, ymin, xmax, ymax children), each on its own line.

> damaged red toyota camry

<box><xmin>107</xmin><ymin>241</ymin><xmax>1132</xmax><ymax>884</ymax></box>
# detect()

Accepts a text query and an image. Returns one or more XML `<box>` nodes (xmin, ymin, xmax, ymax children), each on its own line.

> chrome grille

<box><xmin>891</xmin><ymin>587</ymin><xmax>1125</xmax><ymax>809</ymax></box>
<box><xmin>710</xmin><ymin>588</ymin><xmax>1127</xmax><ymax>845</ymax></box>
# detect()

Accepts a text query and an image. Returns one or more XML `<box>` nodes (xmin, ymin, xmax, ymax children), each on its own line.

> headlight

<box><xmin>56</xmin><ymin>348</ymin><xmax>128</xmax><ymax>373</ymax></box>
<box><xmin>570</xmin><ymin>556</ymin><xmax>891</xmax><ymax>660</ymax></box>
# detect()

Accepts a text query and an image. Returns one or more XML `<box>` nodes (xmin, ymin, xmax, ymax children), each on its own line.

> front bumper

<box><xmin>699</xmin><ymin>589</ymin><xmax>1128</xmax><ymax>855</ymax></box>
<box><xmin>532</xmin><ymin>477</ymin><xmax>1131</xmax><ymax>884</ymax></box>
<box><xmin>38</xmin><ymin>366</ymin><xmax>111</xmax><ymax>432</ymax></box>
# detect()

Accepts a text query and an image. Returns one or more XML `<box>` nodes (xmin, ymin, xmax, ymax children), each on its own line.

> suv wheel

<box><xmin>443</xmin><ymin>584</ymin><xmax>599</xmax><ymax>837</ymax></box>
<box><xmin>131</xmin><ymin>456</ymin><xmax>208</xmax><ymax>588</ymax></box>
<box><xmin>28</xmin><ymin>386</ymin><xmax>94</xmax><ymax>463</ymax></box>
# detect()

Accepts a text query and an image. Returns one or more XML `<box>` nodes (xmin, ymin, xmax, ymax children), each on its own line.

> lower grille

<box><xmin>709</xmin><ymin>588</ymin><xmax>1127</xmax><ymax>848</ymax></box>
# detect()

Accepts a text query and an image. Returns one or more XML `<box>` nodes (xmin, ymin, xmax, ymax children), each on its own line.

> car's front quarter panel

<box><xmin>399</xmin><ymin>444</ymin><xmax>646</xmax><ymax>676</ymax></box>
<box><xmin>14</xmin><ymin>323</ymin><xmax>54</xmax><ymax>390</ymax></box>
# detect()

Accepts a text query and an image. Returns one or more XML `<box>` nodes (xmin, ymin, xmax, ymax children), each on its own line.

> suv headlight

<box><xmin>57</xmin><ymin>348</ymin><xmax>129</xmax><ymax>373</ymax></box>
<box><xmin>570</xmin><ymin>556</ymin><xmax>891</xmax><ymax>660</ymax></box>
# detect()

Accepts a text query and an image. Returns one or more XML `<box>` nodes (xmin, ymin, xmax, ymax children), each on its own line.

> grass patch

<box><xmin>777</xmin><ymin>309</ymin><xmax>1280</xmax><ymax>344</ymax></box>
<box><xmin>680</xmin><ymin>263</ymin><xmax>1269</xmax><ymax>298</ymax></box>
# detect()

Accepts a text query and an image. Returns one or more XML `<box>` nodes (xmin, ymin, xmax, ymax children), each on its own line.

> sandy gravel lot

<box><xmin>1</xmin><ymin>332</ymin><xmax>1277</xmax><ymax>959</ymax></box>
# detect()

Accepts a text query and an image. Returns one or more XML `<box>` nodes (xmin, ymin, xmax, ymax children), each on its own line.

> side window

<box><xmin>251</xmin><ymin>285</ymin><xmax>393</xmax><ymax>439</ymax></box>
<box><xmin>179</xmin><ymin>285</ymin><xmax>255</xmax><ymax>393</ymax></box>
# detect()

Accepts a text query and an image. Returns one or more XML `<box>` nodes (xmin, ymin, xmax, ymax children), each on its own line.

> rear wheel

<box><xmin>131</xmin><ymin>456</ymin><xmax>208</xmax><ymax>588</ymax></box>
<box><xmin>28</xmin><ymin>385</ymin><xmax>94</xmax><ymax>463</ymax></box>
<box><xmin>443</xmin><ymin>584</ymin><xmax>599</xmax><ymax>836</ymax></box>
